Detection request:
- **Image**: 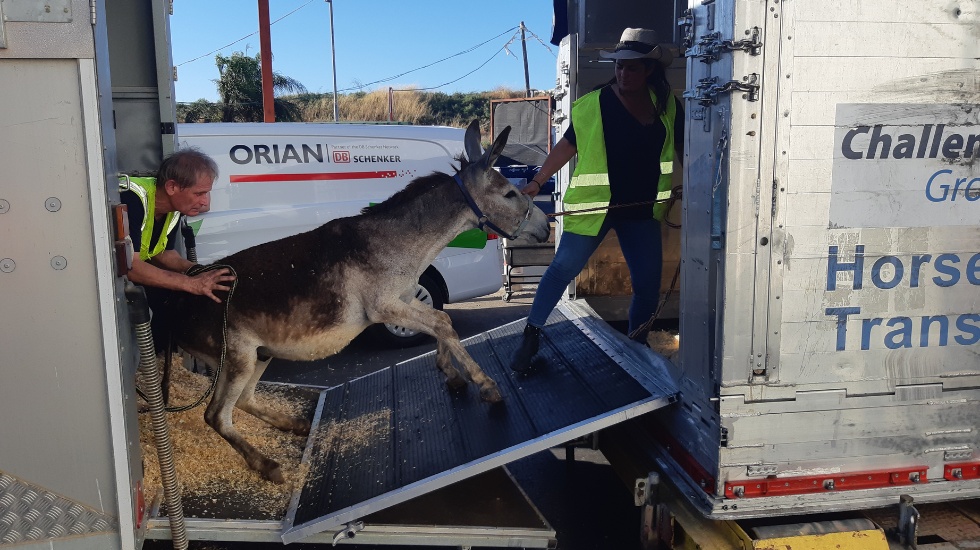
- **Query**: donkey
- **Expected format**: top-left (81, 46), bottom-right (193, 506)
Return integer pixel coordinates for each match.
top-left (168, 120), bottom-right (551, 482)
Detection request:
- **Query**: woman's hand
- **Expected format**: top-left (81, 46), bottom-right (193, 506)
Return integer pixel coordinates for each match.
top-left (524, 178), bottom-right (544, 197)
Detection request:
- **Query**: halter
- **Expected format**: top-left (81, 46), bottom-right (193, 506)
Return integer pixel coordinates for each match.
top-left (453, 174), bottom-right (533, 240)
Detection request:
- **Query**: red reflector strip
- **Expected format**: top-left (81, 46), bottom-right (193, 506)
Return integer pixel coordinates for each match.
top-left (944, 462), bottom-right (980, 481)
top-left (487, 233), bottom-right (499, 240)
top-left (725, 466), bottom-right (927, 499)
top-left (230, 171), bottom-right (398, 183)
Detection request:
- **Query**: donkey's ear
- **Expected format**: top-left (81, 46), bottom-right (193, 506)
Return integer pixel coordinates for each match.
top-left (463, 119), bottom-right (483, 162)
top-left (483, 125), bottom-right (511, 170)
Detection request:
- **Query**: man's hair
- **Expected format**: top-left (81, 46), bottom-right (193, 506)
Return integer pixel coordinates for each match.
top-left (156, 148), bottom-right (219, 189)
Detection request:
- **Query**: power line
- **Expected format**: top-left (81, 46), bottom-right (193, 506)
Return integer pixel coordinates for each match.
top-left (176, 0), bottom-right (316, 67)
top-left (337, 27), bottom-right (518, 93)
top-left (393, 30), bottom-right (521, 92)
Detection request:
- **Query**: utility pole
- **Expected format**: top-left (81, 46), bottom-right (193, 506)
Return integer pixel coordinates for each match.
top-left (327, 0), bottom-right (339, 121)
top-left (520, 21), bottom-right (531, 97)
top-left (258, 0), bottom-right (275, 122)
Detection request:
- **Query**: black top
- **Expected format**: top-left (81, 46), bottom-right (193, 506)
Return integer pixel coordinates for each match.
top-left (121, 189), bottom-right (178, 256)
top-left (565, 86), bottom-right (684, 220)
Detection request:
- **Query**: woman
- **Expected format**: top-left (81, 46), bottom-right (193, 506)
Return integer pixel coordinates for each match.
top-left (511, 27), bottom-right (683, 373)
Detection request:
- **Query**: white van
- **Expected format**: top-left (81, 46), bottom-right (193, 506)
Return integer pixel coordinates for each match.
top-left (177, 122), bottom-right (504, 346)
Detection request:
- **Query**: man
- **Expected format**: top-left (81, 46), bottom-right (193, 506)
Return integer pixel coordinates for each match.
top-left (121, 148), bottom-right (236, 350)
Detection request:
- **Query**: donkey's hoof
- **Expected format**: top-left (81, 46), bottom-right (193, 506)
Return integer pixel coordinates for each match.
top-left (292, 419), bottom-right (311, 437)
top-left (261, 461), bottom-right (285, 484)
top-left (480, 384), bottom-right (503, 403)
top-left (446, 374), bottom-right (467, 391)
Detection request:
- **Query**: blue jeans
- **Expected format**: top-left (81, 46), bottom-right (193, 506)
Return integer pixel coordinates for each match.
top-left (527, 217), bottom-right (662, 338)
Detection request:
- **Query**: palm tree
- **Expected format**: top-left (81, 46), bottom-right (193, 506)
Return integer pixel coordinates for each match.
top-left (214, 51), bottom-right (307, 122)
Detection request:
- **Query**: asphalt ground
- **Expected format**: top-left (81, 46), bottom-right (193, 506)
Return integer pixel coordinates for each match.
top-left (146, 288), bottom-right (642, 550)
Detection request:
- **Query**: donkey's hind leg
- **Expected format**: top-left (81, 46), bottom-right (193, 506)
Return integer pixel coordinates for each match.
top-left (436, 339), bottom-right (467, 391)
top-left (235, 353), bottom-right (311, 436)
top-left (204, 345), bottom-right (285, 483)
top-left (374, 300), bottom-right (501, 403)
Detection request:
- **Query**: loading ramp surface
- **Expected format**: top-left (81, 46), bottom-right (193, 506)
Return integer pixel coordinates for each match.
top-left (281, 301), bottom-right (678, 543)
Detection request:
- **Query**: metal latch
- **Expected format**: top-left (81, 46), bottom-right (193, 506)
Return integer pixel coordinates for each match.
top-left (684, 74), bottom-right (760, 106)
top-left (687, 28), bottom-right (763, 64)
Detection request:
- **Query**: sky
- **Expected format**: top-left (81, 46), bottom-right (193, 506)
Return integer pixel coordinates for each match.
top-left (170, 0), bottom-right (560, 104)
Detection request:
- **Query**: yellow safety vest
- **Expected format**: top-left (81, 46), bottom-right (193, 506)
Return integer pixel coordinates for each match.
top-left (120, 177), bottom-right (180, 261)
top-left (564, 87), bottom-right (676, 236)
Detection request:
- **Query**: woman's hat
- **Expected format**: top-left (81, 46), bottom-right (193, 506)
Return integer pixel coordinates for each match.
top-left (599, 28), bottom-right (674, 66)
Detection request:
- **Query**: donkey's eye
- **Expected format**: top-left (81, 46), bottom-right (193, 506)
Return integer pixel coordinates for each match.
top-left (504, 190), bottom-right (518, 199)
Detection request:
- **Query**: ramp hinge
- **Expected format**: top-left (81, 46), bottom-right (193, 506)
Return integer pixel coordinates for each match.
top-left (634, 472), bottom-right (660, 506)
top-left (90, 0), bottom-right (97, 25)
top-left (332, 521), bottom-right (364, 545)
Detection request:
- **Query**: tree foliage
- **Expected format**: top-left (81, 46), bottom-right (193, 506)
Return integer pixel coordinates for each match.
top-left (177, 51), bottom-right (306, 123)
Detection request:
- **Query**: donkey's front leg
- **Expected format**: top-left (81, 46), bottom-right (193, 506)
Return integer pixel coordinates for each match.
top-left (374, 300), bottom-right (501, 403)
top-left (203, 346), bottom-right (286, 483)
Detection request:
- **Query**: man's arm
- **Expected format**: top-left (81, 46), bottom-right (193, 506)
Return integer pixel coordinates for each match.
top-left (150, 249), bottom-right (195, 274)
top-left (128, 251), bottom-right (235, 303)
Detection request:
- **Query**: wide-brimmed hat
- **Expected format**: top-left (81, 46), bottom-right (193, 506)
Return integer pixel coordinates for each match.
top-left (599, 28), bottom-right (673, 66)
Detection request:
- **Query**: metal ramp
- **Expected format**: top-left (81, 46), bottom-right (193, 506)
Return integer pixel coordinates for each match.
top-left (281, 300), bottom-right (678, 543)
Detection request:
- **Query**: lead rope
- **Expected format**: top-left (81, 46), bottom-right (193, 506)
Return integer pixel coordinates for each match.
top-left (540, 183), bottom-right (684, 341)
top-left (136, 263), bottom-right (237, 413)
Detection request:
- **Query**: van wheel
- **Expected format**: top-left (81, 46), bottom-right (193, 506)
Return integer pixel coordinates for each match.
top-left (368, 273), bottom-right (445, 348)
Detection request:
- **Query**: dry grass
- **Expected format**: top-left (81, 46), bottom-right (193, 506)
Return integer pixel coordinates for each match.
top-left (302, 88), bottom-right (430, 123)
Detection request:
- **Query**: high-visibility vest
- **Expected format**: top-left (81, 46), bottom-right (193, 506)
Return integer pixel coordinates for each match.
top-left (120, 177), bottom-right (180, 261)
top-left (563, 87), bottom-right (676, 236)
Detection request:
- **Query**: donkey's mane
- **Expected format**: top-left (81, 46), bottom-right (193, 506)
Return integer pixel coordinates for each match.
top-left (361, 154), bottom-right (472, 216)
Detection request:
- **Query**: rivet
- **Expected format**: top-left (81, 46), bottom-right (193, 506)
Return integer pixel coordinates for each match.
top-left (45, 197), bottom-right (62, 212)
top-left (0, 200), bottom-right (9, 214)
top-left (0, 259), bottom-right (14, 273)
top-left (51, 256), bottom-right (67, 270)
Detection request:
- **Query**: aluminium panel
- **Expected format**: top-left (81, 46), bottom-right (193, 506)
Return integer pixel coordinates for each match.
top-left (281, 303), bottom-right (677, 543)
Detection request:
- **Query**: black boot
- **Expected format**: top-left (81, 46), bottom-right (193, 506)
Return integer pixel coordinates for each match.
top-left (510, 324), bottom-right (541, 374)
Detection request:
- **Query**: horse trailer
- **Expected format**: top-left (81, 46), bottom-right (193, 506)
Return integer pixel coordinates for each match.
top-left (548, 0), bottom-right (980, 544)
top-left (3, 0), bottom-right (980, 548)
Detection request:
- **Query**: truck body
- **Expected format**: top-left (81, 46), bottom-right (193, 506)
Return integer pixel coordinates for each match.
top-left (552, 0), bottom-right (980, 525)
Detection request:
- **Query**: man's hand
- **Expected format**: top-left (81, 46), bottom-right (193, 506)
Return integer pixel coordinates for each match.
top-left (185, 268), bottom-right (236, 303)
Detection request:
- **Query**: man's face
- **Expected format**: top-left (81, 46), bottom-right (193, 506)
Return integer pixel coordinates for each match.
top-left (166, 172), bottom-right (214, 216)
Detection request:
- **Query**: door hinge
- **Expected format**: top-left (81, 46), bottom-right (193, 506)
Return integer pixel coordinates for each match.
top-left (771, 178), bottom-right (779, 219)
top-left (678, 9), bottom-right (695, 49)
top-left (90, 0), bottom-right (97, 25)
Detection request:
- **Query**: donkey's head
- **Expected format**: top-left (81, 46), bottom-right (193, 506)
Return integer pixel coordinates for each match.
top-left (455, 120), bottom-right (551, 243)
